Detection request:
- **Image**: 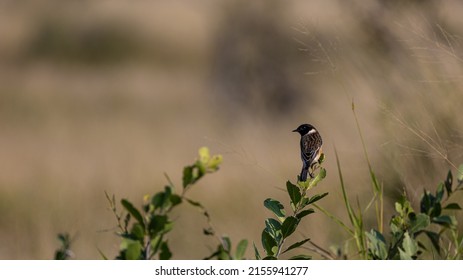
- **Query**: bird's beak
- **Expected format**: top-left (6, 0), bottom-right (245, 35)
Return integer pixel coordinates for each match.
top-left (292, 129), bottom-right (298, 132)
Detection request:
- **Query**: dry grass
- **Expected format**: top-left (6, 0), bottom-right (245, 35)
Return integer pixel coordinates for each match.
top-left (0, 0), bottom-right (462, 259)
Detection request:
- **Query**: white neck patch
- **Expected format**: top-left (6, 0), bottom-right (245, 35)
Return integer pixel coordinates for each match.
top-left (307, 128), bottom-right (317, 134)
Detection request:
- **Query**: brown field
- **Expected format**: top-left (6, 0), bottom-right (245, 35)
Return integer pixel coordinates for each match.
top-left (1, 0), bottom-right (462, 259)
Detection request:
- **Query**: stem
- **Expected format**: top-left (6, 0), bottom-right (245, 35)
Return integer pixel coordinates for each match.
top-left (354, 197), bottom-right (367, 259)
top-left (276, 238), bottom-right (286, 258)
top-left (145, 237), bottom-right (151, 260)
top-left (334, 147), bottom-right (356, 229)
top-left (352, 101), bottom-right (383, 233)
top-left (304, 240), bottom-right (336, 260)
top-left (313, 203), bottom-right (354, 235)
top-left (104, 191), bottom-right (125, 233)
top-left (388, 231), bottom-right (406, 259)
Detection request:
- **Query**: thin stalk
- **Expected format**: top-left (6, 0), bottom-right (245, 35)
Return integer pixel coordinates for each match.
top-left (303, 240), bottom-right (336, 260)
top-left (354, 197), bottom-right (367, 259)
top-left (313, 203), bottom-right (353, 235)
top-left (352, 101), bottom-right (384, 233)
top-left (334, 146), bottom-right (367, 258)
top-left (334, 147), bottom-right (356, 227)
top-left (276, 239), bottom-right (286, 259)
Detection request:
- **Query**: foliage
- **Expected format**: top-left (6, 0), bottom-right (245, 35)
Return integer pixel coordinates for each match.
top-left (54, 233), bottom-right (73, 260)
top-left (204, 237), bottom-right (249, 260)
top-left (315, 101), bottom-right (463, 260)
top-left (366, 166), bottom-right (463, 260)
top-left (108, 147), bottom-right (227, 260)
top-left (107, 146), bottom-right (328, 260)
top-left (255, 156), bottom-right (327, 260)
top-left (53, 144), bottom-right (463, 260)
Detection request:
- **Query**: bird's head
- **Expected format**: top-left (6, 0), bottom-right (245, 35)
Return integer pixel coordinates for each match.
top-left (292, 123), bottom-right (315, 136)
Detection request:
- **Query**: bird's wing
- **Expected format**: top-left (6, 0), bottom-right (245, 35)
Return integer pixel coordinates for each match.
top-left (301, 132), bottom-right (323, 165)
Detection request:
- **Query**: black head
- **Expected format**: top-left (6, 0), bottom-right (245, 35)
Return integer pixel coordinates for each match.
top-left (292, 123), bottom-right (315, 136)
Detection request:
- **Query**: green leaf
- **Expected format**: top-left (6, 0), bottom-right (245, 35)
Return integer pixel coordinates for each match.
top-left (431, 202), bottom-right (442, 218)
top-left (409, 213), bottom-right (430, 235)
top-left (150, 235), bottom-right (162, 256)
top-left (444, 203), bottom-right (462, 210)
top-left (445, 170), bottom-right (453, 195)
top-left (282, 238), bottom-right (311, 254)
top-left (208, 155), bottom-right (223, 171)
top-left (265, 218), bottom-right (282, 243)
top-left (420, 191), bottom-right (434, 215)
top-left (160, 241), bottom-right (172, 260)
top-left (308, 192), bottom-right (329, 205)
top-left (151, 186), bottom-right (174, 211)
top-left (197, 147), bottom-right (210, 174)
top-left (289, 254), bottom-right (312, 260)
top-left (424, 230), bottom-right (441, 254)
top-left (253, 242), bottom-right (261, 260)
top-left (131, 223), bottom-right (145, 241)
top-left (299, 197), bottom-right (310, 208)
top-left (281, 216), bottom-right (299, 238)
top-left (457, 164), bottom-right (463, 183)
top-left (366, 229), bottom-right (387, 260)
top-left (297, 179), bottom-right (310, 189)
top-left (261, 230), bottom-right (278, 256)
top-left (436, 183), bottom-right (444, 202)
top-left (121, 199), bottom-right (145, 230)
top-left (399, 232), bottom-right (418, 260)
top-left (395, 196), bottom-right (412, 217)
top-left (308, 167), bottom-right (327, 189)
top-left (218, 245), bottom-right (231, 260)
top-left (198, 147), bottom-right (210, 164)
top-left (148, 215), bottom-right (173, 236)
top-left (235, 239), bottom-right (248, 260)
top-left (185, 198), bottom-right (209, 219)
top-left (170, 194), bottom-right (182, 208)
top-left (433, 215), bottom-right (457, 228)
top-left (264, 198), bottom-right (286, 221)
top-left (265, 218), bottom-right (282, 230)
top-left (286, 181), bottom-right (302, 207)
top-left (296, 208), bottom-right (315, 219)
top-left (121, 239), bottom-right (142, 260)
top-left (420, 190), bottom-right (442, 217)
top-left (185, 198), bottom-right (202, 208)
top-left (318, 152), bottom-right (325, 164)
top-left (222, 236), bottom-right (231, 252)
top-left (198, 146), bottom-right (223, 172)
top-left (182, 165), bottom-right (194, 188)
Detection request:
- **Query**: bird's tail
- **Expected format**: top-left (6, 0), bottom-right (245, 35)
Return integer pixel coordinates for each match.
top-left (300, 167), bottom-right (309, 182)
top-left (299, 166), bottom-right (315, 182)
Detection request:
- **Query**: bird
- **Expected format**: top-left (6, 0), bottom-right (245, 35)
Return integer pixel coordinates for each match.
top-left (292, 123), bottom-right (323, 181)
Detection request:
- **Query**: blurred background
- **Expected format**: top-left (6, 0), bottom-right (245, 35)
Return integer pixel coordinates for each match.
top-left (1, 0), bottom-right (462, 259)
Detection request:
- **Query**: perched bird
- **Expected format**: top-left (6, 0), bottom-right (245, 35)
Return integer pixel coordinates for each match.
top-left (293, 123), bottom-right (323, 181)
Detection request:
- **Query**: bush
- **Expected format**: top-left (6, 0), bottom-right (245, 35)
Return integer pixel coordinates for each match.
top-left (55, 146), bottom-right (463, 260)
